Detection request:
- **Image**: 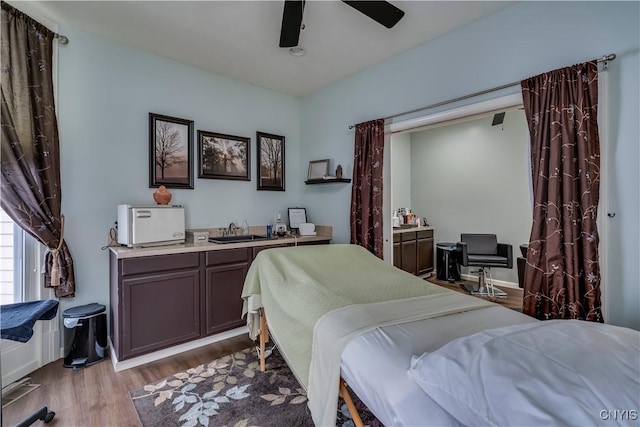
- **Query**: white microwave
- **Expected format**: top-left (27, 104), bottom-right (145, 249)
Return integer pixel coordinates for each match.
top-left (117, 204), bottom-right (185, 248)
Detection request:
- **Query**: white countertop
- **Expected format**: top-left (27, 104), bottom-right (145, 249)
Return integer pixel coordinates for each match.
top-left (109, 225), bottom-right (332, 259)
top-left (392, 225), bottom-right (435, 234)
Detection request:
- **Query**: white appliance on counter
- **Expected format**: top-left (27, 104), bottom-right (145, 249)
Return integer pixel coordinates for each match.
top-left (117, 204), bottom-right (185, 248)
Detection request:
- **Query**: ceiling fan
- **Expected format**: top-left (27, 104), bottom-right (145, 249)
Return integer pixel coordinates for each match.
top-left (279, 0), bottom-right (405, 48)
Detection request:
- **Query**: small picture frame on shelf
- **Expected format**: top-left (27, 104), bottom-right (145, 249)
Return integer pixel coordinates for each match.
top-left (307, 159), bottom-right (330, 181)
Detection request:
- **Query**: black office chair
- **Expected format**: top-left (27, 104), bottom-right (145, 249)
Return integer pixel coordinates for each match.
top-left (457, 234), bottom-right (513, 298)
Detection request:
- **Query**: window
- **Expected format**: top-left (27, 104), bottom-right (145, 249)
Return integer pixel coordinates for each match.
top-left (1, 208), bottom-right (54, 386)
top-left (0, 208), bottom-right (41, 304)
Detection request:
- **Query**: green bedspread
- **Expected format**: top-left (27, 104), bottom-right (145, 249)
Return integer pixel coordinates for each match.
top-left (241, 244), bottom-right (449, 390)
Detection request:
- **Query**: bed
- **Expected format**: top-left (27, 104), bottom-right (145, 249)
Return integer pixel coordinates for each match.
top-left (241, 244), bottom-right (640, 427)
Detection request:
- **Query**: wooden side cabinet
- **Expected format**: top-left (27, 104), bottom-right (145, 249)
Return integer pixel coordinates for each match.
top-left (393, 234), bottom-right (402, 269)
top-left (110, 252), bottom-right (201, 360)
top-left (204, 248), bottom-right (250, 335)
top-left (393, 229), bottom-right (434, 276)
top-left (401, 233), bottom-right (418, 275)
top-left (417, 230), bottom-right (435, 275)
top-left (109, 239), bottom-right (333, 361)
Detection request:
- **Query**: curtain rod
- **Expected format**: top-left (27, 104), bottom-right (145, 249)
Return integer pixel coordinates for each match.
top-left (1, 2), bottom-right (69, 44)
top-left (348, 53), bottom-right (616, 129)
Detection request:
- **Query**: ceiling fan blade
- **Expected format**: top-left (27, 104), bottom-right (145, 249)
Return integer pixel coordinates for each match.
top-left (280, 0), bottom-right (305, 48)
top-left (342, 1), bottom-right (405, 29)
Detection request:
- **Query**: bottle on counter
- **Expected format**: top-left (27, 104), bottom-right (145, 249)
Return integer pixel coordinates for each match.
top-left (392, 211), bottom-right (400, 228)
top-left (241, 220), bottom-right (249, 236)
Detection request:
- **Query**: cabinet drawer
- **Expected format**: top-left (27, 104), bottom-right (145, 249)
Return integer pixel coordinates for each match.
top-left (417, 230), bottom-right (434, 239)
top-left (121, 253), bottom-right (200, 276)
top-left (295, 239), bottom-right (331, 246)
top-left (401, 231), bottom-right (417, 242)
top-left (206, 248), bottom-right (250, 266)
top-left (393, 234), bottom-right (401, 243)
top-left (252, 244), bottom-right (286, 260)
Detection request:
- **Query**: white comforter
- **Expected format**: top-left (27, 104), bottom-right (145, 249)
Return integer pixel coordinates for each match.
top-left (409, 320), bottom-right (640, 426)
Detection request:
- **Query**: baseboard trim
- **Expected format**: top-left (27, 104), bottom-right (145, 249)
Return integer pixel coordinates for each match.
top-left (109, 326), bottom-right (248, 372)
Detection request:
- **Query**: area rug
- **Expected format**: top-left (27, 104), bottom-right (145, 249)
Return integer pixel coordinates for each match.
top-left (129, 346), bottom-right (382, 427)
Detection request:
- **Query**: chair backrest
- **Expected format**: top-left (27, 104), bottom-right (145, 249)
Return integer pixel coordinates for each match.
top-left (461, 234), bottom-right (498, 255)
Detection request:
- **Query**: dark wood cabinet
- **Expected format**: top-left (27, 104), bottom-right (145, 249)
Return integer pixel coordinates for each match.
top-left (296, 239), bottom-right (331, 246)
top-left (417, 230), bottom-right (435, 275)
top-left (204, 248), bottom-right (250, 335)
top-left (111, 253), bottom-right (201, 360)
top-left (251, 239), bottom-right (331, 263)
top-left (393, 234), bottom-right (401, 269)
top-left (110, 238), bottom-right (332, 361)
top-left (401, 235), bottom-right (418, 275)
top-left (251, 242), bottom-right (289, 262)
top-left (393, 229), bottom-right (434, 276)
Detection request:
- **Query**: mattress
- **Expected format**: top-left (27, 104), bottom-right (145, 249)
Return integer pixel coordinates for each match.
top-left (340, 304), bottom-right (537, 426)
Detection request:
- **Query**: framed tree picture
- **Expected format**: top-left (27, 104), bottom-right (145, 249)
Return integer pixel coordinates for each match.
top-left (257, 132), bottom-right (285, 191)
top-left (198, 131), bottom-right (250, 181)
top-left (149, 113), bottom-right (194, 189)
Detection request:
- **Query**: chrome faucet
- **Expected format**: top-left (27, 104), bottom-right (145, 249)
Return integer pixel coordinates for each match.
top-left (227, 222), bottom-right (237, 236)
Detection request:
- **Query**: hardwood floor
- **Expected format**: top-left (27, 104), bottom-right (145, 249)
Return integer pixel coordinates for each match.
top-left (426, 276), bottom-right (524, 311)
top-left (1, 335), bottom-right (253, 427)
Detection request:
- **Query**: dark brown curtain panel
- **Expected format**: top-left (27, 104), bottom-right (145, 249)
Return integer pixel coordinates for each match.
top-left (521, 61), bottom-right (602, 321)
top-left (350, 118), bottom-right (385, 258)
top-left (1, 2), bottom-right (75, 297)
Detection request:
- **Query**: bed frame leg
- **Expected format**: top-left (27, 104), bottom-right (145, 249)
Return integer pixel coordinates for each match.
top-left (259, 308), bottom-right (269, 372)
top-left (339, 378), bottom-right (364, 427)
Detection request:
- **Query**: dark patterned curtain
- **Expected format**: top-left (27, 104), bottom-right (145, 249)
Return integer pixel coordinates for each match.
top-left (1, 2), bottom-right (75, 297)
top-left (521, 61), bottom-right (601, 321)
top-left (350, 119), bottom-right (384, 258)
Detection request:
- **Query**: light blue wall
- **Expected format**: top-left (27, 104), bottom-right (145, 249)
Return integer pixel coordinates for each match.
top-left (390, 132), bottom-right (411, 211)
top-left (300, 1), bottom-right (639, 329)
top-left (57, 27), bottom-right (301, 315)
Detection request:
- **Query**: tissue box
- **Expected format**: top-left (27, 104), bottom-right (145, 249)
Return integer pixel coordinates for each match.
top-left (186, 230), bottom-right (209, 243)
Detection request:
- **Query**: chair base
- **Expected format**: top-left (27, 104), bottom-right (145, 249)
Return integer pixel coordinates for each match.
top-left (472, 284), bottom-right (508, 298)
top-left (16, 406), bottom-right (55, 427)
top-left (471, 267), bottom-right (507, 299)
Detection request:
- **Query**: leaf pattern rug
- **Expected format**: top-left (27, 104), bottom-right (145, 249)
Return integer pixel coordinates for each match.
top-left (129, 346), bottom-right (383, 427)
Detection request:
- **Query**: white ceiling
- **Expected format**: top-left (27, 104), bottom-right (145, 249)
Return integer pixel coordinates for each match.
top-left (21, 1), bottom-right (514, 97)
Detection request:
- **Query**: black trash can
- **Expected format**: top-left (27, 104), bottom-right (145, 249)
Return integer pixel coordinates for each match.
top-left (436, 243), bottom-right (461, 282)
top-left (63, 303), bottom-right (107, 369)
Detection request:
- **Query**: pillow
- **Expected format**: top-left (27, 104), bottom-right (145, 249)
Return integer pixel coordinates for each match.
top-left (408, 320), bottom-right (640, 427)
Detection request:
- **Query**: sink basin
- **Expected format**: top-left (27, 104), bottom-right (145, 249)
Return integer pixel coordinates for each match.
top-left (209, 235), bottom-right (270, 244)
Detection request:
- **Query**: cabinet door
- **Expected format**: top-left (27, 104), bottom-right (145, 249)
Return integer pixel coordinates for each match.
top-left (252, 244), bottom-right (288, 264)
top-left (122, 269), bottom-right (201, 359)
top-left (295, 239), bottom-right (331, 246)
top-left (205, 263), bottom-right (248, 335)
top-left (393, 243), bottom-right (402, 269)
top-left (401, 240), bottom-right (417, 275)
top-left (417, 237), bottom-right (435, 275)
top-left (393, 234), bottom-right (401, 268)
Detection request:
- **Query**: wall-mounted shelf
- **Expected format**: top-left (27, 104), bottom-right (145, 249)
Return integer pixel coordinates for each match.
top-left (305, 178), bottom-right (352, 185)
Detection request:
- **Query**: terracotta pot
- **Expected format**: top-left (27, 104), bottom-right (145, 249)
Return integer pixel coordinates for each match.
top-left (153, 185), bottom-right (172, 205)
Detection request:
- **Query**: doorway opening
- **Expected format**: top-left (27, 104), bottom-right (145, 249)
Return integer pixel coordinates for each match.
top-left (385, 93), bottom-right (528, 289)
